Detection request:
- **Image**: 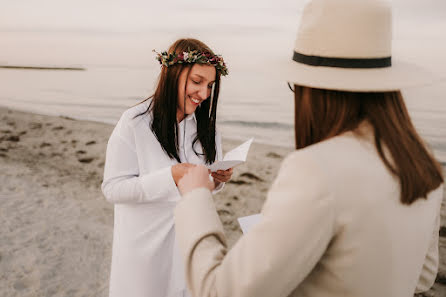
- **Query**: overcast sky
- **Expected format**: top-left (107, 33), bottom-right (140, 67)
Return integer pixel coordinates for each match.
top-left (0, 0), bottom-right (445, 33)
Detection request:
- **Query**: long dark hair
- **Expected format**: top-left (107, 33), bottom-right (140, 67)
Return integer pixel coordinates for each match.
top-left (138, 38), bottom-right (221, 164)
top-left (294, 85), bottom-right (444, 205)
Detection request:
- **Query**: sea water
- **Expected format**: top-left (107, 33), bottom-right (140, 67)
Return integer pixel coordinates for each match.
top-left (0, 9), bottom-right (445, 162)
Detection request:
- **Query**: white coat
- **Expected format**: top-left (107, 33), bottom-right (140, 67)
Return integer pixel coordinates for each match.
top-left (102, 99), bottom-right (223, 297)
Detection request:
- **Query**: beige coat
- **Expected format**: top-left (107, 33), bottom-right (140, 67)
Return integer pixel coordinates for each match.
top-left (174, 125), bottom-right (442, 297)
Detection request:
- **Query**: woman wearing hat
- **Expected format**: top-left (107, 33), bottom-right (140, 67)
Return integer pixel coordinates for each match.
top-left (101, 38), bottom-right (232, 297)
top-left (173, 0), bottom-right (444, 296)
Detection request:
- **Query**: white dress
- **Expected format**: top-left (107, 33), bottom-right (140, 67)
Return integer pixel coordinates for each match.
top-left (102, 100), bottom-right (224, 297)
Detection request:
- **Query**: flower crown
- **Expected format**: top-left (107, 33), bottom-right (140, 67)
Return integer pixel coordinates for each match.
top-left (153, 49), bottom-right (228, 76)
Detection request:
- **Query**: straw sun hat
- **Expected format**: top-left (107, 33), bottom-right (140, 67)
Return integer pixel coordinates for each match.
top-left (287, 0), bottom-right (438, 92)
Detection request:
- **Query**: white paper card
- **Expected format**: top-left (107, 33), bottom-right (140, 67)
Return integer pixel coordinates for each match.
top-left (208, 138), bottom-right (254, 172)
top-left (237, 213), bottom-right (262, 234)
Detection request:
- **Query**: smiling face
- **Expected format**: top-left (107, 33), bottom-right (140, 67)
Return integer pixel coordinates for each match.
top-left (177, 64), bottom-right (216, 122)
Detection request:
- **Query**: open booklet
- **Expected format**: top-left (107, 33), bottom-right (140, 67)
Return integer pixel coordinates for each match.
top-left (237, 213), bottom-right (262, 234)
top-left (207, 138), bottom-right (254, 172)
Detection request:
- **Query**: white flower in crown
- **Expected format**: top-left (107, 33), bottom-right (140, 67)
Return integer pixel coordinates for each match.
top-left (183, 52), bottom-right (189, 60)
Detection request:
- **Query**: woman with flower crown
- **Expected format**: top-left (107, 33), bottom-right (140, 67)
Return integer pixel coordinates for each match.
top-left (101, 38), bottom-right (232, 297)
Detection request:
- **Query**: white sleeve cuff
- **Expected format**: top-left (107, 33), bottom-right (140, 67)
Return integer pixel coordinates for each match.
top-left (140, 166), bottom-right (181, 202)
top-left (212, 181), bottom-right (225, 194)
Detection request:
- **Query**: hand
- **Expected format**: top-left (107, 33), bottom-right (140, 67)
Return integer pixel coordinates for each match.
top-left (210, 168), bottom-right (233, 183)
top-left (171, 163), bottom-right (196, 186)
top-left (178, 165), bottom-right (215, 196)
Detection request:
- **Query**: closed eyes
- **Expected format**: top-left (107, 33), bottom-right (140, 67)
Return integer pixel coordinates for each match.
top-left (192, 79), bottom-right (214, 89)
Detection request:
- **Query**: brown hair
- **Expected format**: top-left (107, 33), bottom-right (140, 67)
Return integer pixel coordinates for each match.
top-left (294, 85), bottom-right (443, 205)
top-left (137, 38), bottom-right (221, 164)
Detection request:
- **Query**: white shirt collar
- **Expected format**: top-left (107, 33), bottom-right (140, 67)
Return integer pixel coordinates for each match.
top-left (180, 112), bottom-right (197, 124)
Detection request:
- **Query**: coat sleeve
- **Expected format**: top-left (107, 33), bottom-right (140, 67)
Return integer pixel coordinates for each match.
top-left (101, 117), bottom-right (179, 204)
top-left (414, 207), bottom-right (440, 293)
top-left (174, 152), bottom-right (335, 297)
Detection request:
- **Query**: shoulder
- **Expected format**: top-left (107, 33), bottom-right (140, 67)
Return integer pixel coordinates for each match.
top-left (278, 130), bottom-right (377, 190)
top-left (263, 132), bottom-right (370, 216)
top-left (110, 99), bottom-right (152, 142)
top-left (283, 132), bottom-right (362, 167)
top-left (119, 99), bottom-right (152, 127)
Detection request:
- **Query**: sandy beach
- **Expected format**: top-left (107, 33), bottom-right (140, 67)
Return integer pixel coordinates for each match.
top-left (1, 107), bottom-right (445, 297)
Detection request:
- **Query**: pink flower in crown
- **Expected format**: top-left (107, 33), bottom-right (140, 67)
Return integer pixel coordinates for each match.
top-left (177, 52), bottom-right (184, 60)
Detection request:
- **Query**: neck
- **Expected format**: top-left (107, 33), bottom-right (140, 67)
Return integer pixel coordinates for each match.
top-left (177, 109), bottom-right (186, 123)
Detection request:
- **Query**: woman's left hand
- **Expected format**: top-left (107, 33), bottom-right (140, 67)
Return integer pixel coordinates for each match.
top-left (211, 168), bottom-right (233, 183)
top-left (178, 165), bottom-right (215, 196)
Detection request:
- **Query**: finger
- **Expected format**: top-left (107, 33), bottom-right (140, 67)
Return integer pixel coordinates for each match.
top-left (213, 172), bottom-right (230, 178)
top-left (211, 172), bottom-right (225, 178)
top-left (212, 174), bottom-right (227, 183)
top-left (212, 176), bottom-right (224, 183)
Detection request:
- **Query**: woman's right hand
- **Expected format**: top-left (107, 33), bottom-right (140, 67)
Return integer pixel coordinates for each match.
top-left (178, 165), bottom-right (215, 196)
top-left (172, 163), bottom-right (196, 186)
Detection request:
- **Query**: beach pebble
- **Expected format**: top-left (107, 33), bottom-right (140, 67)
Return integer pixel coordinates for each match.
top-left (440, 227), bottom-right (446, 237)
top-left (52, 126), bottom-right (64, 131)
top-left (40, 142), bottom-right (52, 148)
top-left (267, 152), bottom-right (282, 159)
top-left (228, 179), bottom-right (251, 185)
top-left (6, 135), bottom-right (20, 142)
top-left (217, 209), bottom-right (231, 216)
top-left (78, 157), bottom-right (95, 163)
top-left (240, 172), bottom-right (264, 182)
